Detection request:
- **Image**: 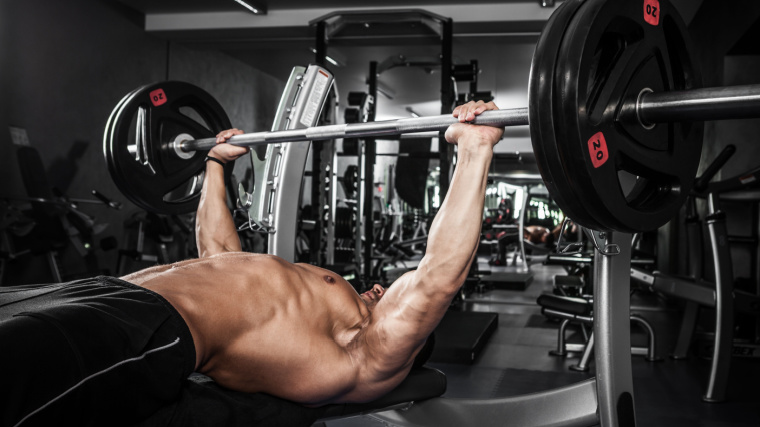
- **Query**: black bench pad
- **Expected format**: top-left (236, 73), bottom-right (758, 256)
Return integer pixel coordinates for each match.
top-left (319, 367), bottom-right (446, 420)
top-left (132, 367), bottom-right (446, 427)
top-left (536, 294), bottom-right (591, 316)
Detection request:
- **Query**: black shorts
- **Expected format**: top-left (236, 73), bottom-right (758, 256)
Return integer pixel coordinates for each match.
top-left (0, 276), bottom-right (196, 427)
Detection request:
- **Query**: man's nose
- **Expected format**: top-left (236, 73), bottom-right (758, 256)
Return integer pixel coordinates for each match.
top-left (372, 284), bottom-right (384, 296)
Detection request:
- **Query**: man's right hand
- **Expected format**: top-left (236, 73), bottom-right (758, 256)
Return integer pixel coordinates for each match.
top-left (209, 128), bottom-right (249, 163)
top-left (445, 101), bottom-right (504, 149)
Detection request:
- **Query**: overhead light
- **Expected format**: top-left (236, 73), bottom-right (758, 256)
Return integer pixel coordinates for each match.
top-left (406, 107), bottom-right (420, 118)
top-left (539, 0), bottom-right (555, 7)
top-left (309, 48), bottom-right (345, 67)
top-left (233, 0), bottom-right (267, 15)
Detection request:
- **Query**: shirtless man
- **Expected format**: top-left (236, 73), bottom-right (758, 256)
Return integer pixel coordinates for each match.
top-left (0, 101), bottom-right (503, 427)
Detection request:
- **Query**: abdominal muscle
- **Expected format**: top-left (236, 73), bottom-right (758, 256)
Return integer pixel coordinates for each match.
top-left (122, 252), bottom-right (365, 404)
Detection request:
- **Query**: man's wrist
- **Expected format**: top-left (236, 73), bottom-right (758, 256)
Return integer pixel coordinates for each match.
top-left (456, 137), bottom-right (494, 156)
top-left (205, 156), bottom-right (226, 167)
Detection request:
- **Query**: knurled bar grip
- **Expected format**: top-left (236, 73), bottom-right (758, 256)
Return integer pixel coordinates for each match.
top-left (180, 108), bottom-right (530, 152)
top-left (179, 83), bottom-right (760, 153)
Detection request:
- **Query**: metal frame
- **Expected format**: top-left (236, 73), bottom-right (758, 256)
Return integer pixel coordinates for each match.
top-left (703, 194), bottom-right (734, 402)
top-left (243, 65), bottom-right (335, 262)
top-left (543, 308), bottom-right (657, 368)
top-left (629, 194), bottom-right (735, 402)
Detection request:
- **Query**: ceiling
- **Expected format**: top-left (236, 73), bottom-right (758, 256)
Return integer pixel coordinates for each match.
top-left (113, 0), bottom-right (558, 45)
top-left (116, 0), bottom-right (545, 14)
top-left (110, 0), bottom-right (560, 112)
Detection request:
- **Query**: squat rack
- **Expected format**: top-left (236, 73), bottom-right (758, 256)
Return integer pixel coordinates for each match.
top-left (311, 10), bottom-right (454, 286)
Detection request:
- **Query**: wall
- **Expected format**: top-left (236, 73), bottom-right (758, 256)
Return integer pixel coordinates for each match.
top-left (666, 0), bottom-right (760, 276)
top-left (718, 55), bottom-right (760, 178)
top-left (719, 55), bottom-right (760, 284)
top-left (0, 0), bottom-right (284, 284)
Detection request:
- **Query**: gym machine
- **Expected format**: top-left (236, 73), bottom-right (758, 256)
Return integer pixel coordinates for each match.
top-left (538, 232), bottom-right (660, 373)
top-left (630, 146), bottom-right (760, 402)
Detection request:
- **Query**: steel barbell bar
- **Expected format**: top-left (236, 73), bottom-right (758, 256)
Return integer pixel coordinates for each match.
top-left (178, 108), bottom-right (529, 153)
top-left (176, 83), bottom-right (760, 154)
top-left (635, 84), bottom-right (760, 125)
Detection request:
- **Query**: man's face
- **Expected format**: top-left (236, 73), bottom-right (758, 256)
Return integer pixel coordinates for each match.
top-left (359, 284), bottom-right (386, 310)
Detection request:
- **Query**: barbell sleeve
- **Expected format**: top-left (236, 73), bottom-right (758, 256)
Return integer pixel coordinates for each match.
top-left (179, 107), bottom-right (530, 152)
top-left (637, 83), bottom-right (760, 125)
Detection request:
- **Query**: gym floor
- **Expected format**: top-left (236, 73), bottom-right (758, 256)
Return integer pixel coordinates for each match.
top-left (326, 262), bottom-right (760, 427)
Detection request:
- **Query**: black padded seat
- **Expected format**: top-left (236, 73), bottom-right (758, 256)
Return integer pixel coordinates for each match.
top-left (521, 239), bottom-right (553, 255)
top-left (537, 294), bottom-right (591, 317)
top-left (133, 367), bottom-right (446, 427)
top-left (317, 367), bottom-right (446, 421)
top-left (554, 275), bottom-right (583, 288)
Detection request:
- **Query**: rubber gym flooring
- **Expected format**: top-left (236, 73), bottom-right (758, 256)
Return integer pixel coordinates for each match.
top-left (325, 262), bottom-right (760, 427)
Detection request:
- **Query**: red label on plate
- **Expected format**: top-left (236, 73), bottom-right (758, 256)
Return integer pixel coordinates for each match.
top-left (643, 0), bottom-right (660, 26)
top-left (149, 88), bottom-right (167, 107)
top-left (587, 132), bottom-right (609, 168)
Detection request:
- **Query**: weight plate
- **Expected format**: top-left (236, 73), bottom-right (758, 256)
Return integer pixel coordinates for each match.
top-left (103, 85), bottom-right (147, 191)
top-left (529, 0), bottom-right (605, 231)
top-left (559, 0), bottom-right (703, 232)
top-left (533, 0), bottom-right (702, 233)
top-left (103, 81), bottom-right (232, 215)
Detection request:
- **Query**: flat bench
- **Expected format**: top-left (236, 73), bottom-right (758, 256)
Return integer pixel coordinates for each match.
top-left (133, 367), bottom-right (446, 427)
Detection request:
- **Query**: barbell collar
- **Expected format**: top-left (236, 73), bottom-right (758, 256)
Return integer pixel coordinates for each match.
top-left (637, 83), bottom-right (760, 125)
top-left (179, 107), bottom-right (530, 153)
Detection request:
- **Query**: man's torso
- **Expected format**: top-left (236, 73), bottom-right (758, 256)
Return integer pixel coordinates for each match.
top-left (122, 253), bottom-right (381, 405)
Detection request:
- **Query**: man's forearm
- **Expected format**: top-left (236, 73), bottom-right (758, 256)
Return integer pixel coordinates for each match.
top-left (195, 160), bottom-right (241, 257)
top-left (418, 139), bottom-right (492, 293)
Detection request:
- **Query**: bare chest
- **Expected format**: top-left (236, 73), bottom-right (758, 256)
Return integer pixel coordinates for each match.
top-left (207, 324), bottom-right (359, 404)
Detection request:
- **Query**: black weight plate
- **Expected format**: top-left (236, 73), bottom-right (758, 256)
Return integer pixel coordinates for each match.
top-left (104, 84), bottom-right (177, 213)
top-left (104, 81), bottom-right (232, 215)
top-left (529, 0), bottom-right (606, 230)
top-left (105, 82), bottom-right (214, 214)
top-left (555, 0), bottom-right (702, 232)
top-left (103, 85), bottom-right (147, 187)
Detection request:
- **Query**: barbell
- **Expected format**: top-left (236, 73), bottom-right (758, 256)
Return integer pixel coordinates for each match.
top-left (176, 85), bottom-right (760, 152)
top-left (103, 0), bottom-right (760, 232)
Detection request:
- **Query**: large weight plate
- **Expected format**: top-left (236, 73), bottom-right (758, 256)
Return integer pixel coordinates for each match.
top-left (104, 81), bottom-right (232, 215)
top-left (529, 0), bottom-right (604, 231)
top-left (530, 0), bottom-right (702, 233)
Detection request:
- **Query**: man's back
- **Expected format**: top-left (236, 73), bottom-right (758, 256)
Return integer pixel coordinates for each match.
top-left (123, 252), bottom-right (394, 405)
